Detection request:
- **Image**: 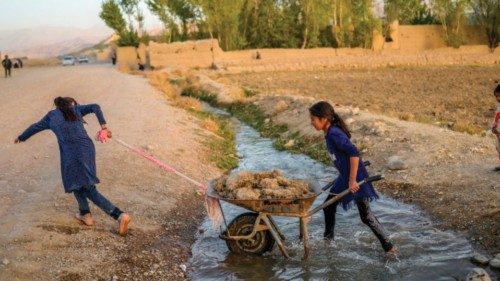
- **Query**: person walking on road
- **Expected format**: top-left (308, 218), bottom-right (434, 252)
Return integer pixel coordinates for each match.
top-left (14, 97), bottom-right (132, 236)
top-left (2, 55), bottom-right (12, 78)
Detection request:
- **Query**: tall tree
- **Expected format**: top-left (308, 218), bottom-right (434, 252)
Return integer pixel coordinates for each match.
top-left (193, 0), bottom-right (245, 50)
top-left (384, 0), bottom-right (437, 24)
top-left (470, 0), bottom-right (500, 51)
top-left (100, 0), bottom-right (140, 46)
top-left (100, 0), bottom-right (127, 35)
top-left (431, 0), bottom-right (471, 47)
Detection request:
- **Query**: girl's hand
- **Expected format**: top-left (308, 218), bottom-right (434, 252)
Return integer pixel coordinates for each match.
top-left (96, 128), bottom-right (111, 143)
top-left (349, 181), bottom-right (360, 193)
top-left (14, 138), bottom-right (20, 144)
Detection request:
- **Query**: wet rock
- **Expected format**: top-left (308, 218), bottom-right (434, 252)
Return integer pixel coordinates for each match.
top-left (274, 100), bottom-right (289, 113)
top-left (284, 139), bottom-right (295, 148)
top-left (471, 254), bottom-right (490, 265)
top-left (387, 156), bottom-right (408, 170)
top-left (345, 118), bottom-right (355, 126)
top-left (179, 264), bottom-right (187, 272)
top-left (464, 268), bottom-right (491, 281)
top-left (350, 107), bottom-right (360, 115)
top-left (489, 258), bottom-right (500, 269)
top-left (2, 258), bottom-right (9, 265)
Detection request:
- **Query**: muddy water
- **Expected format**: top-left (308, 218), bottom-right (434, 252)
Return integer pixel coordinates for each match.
top-left (189, 107), bottom-right (493, 280)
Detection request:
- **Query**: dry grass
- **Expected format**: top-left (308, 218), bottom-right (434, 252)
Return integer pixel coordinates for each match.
top-left (174, 96), bottom-right (202, 111)
top-left (201, 117), bottom-right (220, 133)
top-left (148, 71), bottom-right (179, 99)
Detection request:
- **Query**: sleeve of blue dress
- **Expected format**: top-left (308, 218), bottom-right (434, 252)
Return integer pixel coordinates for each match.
top-left (76, 104), bottom-right (107, 125)
top-left (330, 129), bottom-right (359, 157)
top-left (18, 114), bottom-right (50, 142)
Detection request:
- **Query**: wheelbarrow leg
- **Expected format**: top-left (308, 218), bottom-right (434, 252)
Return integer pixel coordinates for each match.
top-left (300, 217), bottom-right (310, 260)
top-left (262, 215), bottom-right (289, 259)
top-left (268, 215), bottom-right (286, 241)
top-left (299, 218), bottom-right (304, 240)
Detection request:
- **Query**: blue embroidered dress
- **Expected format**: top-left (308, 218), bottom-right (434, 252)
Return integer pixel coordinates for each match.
top-left (18, 104), bottom-right (106, 193)
top-left (325, 125), bottom-right (379, 210)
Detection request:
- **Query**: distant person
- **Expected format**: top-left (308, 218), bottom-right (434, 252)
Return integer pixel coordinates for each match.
top-left (309, 101), bottom-right (396, 254)
top-left (14, 97), bottom-right (132, 236)
top-left (493, 84), bottom-right (500, 171)
top-left (2, 55), bottom-right (12, 78)
top-left (111, 50), bottom-right (117, 65)
top-left (17, 58), bottom-right (23, 68)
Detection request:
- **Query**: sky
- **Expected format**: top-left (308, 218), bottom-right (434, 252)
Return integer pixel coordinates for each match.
top-left (0, 0), bottom-right (162, 31)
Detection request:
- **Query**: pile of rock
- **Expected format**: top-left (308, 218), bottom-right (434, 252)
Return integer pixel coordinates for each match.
top-left (213, 170), bottom-right (314, 200)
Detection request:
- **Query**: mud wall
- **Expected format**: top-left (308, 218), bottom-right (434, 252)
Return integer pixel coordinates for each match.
top-left (149, 39), bottom-right (223, 69)
top-left (145, 25), bottom-right (496, 71)
top-left (117, 46), bottom-right (138, 69)
top-left (390, 24), bottom-right (487, 53)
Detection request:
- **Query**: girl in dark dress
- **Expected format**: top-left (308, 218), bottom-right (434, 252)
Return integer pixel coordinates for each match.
top-left (15, 97), bottom-right (131, 236)
top-left (309, 101), bottom-right (396, 253)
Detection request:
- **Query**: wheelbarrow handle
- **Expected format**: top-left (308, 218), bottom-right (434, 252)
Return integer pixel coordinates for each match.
top-left (310, 174), bottom-right (384, 217)
top-left (320, 160), bottom-right (373, 192)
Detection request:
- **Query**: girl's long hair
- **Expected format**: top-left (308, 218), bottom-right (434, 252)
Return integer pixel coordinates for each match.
top-left (54, 96), bottom-right (78, 122)
top-left (309, 101), bottom-right (351, 138)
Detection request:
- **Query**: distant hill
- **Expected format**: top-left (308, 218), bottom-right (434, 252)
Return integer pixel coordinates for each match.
top-left (0, 26), bottom-right (112, 58)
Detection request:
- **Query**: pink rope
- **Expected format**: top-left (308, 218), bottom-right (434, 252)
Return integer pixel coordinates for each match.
top-left (112, 138), bottom-right (207, 193)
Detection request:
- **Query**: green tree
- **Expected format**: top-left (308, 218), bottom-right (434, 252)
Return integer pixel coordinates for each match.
top-left (146, 0), bottom-right (178, 42)
top-left (470, 0), bottom-right (500, 51)
top-left (192, 0), bottom-right (245, 50)
top-left (100, 0), bottom-right (127, 35)
top-left (330, 0), bottom-right (381, 48)
top-left (431, 0), bottom-right (471, 48)
top-left (384, 0), bottom-right (437, 24)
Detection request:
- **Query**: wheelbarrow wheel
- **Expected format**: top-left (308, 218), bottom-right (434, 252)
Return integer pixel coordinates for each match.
top-left (225, 212), bottom-right (275, 255)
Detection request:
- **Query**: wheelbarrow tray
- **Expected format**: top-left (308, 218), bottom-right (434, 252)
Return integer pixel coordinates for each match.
top-left (206, 180), bottom-right (322, 217)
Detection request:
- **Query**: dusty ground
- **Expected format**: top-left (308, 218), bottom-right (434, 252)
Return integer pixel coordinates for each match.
top-left (225, 65), bottom-right (500, 134)
top-left (0, 65), bottom-right (219, 280)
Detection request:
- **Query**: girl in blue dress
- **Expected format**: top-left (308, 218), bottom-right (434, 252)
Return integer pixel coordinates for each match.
top-left (15, 97), bottom-right (131, 236)
top-left (309, 101), bottom-right (395, 253)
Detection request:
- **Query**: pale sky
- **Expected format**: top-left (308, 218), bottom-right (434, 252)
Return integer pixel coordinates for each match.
top-left (0, 0), bottom-right (161, 31)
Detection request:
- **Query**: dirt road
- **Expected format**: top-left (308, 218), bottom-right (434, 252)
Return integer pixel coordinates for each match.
top-left (0, 65), bottom-right (219, 280)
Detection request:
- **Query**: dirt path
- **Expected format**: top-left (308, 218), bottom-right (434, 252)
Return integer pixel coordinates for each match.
top-left (0, 65), bottom-right (219, 280)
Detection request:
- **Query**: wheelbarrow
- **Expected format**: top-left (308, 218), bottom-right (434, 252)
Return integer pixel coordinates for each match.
top-left (206, 172), bottom-right (384, 260)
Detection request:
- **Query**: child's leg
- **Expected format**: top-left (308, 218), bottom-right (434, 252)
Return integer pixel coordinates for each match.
top-left (496, 138), bottom-right (500, 161)
top-left (81, 185), bottom-right (124, 220)
top-left (73, 188), bottom-right (91, 215)
top-left (356, 198), bottom-right (394, 252)
top-left (323, 195), bottom-right (339, 239)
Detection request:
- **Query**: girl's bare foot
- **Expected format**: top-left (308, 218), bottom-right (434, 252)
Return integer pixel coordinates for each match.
top-left (386, 246), bottom-right (398, 255)
top-left (75, 213), bottom-right (94, 226)
top-left (118, 213), bottom-right (131, 236)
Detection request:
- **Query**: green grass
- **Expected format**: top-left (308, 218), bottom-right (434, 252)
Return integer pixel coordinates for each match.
top-left (205, 116), bottom-right (238, 170)
top-left (182, 86), bottom-right (332, 166)
top-left (185, 107), bottom-right (238, 171)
